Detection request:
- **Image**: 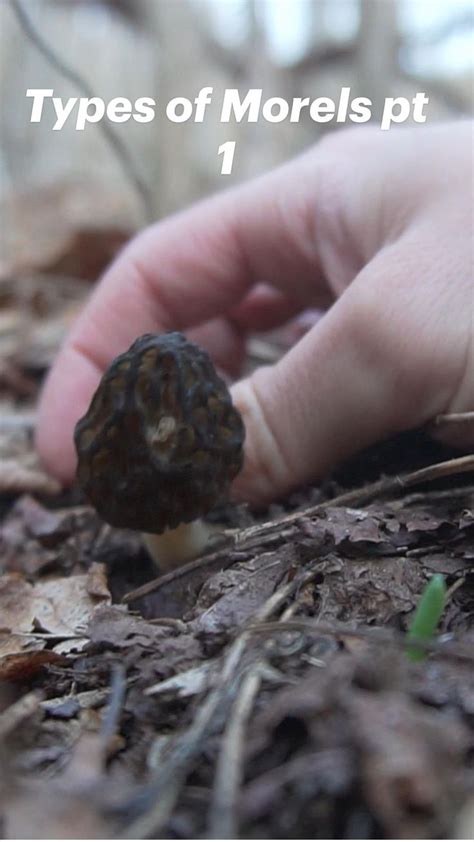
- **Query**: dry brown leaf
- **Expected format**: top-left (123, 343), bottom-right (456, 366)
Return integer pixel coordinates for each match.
top-left (0, 574), bottom-right (37, 633)
top-left (0, 565), bottom-right (110, 637)
top-left (0, 566), bottom-right (111, 674)
top-left (33, 564), bottom-right (111, 636)
top-left (0, 648), bottom-right (64, 681)
top-left (0, 630), bottom-right (49, 680)
top-left (0, 632), bottom-right (44, 657)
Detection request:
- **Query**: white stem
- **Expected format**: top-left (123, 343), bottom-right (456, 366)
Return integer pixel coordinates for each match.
top-left (142, 519), bottom-right (215, 571)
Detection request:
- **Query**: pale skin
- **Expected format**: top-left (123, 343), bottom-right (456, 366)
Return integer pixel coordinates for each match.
top-left (37, 122), bottom-right (474, 506)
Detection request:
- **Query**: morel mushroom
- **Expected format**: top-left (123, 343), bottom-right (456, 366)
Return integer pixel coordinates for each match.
top-left (74, 332), bottom-right (245, 570)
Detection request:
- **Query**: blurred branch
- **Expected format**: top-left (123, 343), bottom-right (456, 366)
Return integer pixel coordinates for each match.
top-left (193, 29), bottom-right (247, 79)
top-left (289, 41), bottom-right (356, 74)
top-left (357, 0), bottom-right (399, 110)
top-left (9, 0), bottom-right (154, 223)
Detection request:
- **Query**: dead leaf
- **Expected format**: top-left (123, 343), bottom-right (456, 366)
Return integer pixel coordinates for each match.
top-left (88, 605), bottom-right (203, 683)
top-left (87, 604), bottom-right (165, 649)
top-left (191, 550), bottom-right (292, 636)
top-left (0, 633), bottom-right (44, 656)
top-left (33, 564), bottom-right (111, 636)
top-left (0, 575), bottom-right (37, 633)
top-left (0, 567), bottom-right (111, 674)
top-left (0, 648), bottom-right (64, 681)
top-left (145, 661), bottom-right (215, 698)
top-left (0, 565), bottom-right (110, 637)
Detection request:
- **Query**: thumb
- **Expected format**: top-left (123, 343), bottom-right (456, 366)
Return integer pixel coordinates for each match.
top-left (230, 240), bottom-right (469, 506)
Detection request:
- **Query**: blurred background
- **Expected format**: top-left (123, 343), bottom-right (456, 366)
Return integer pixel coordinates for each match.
top-left (0, 0), bottom-right (472, 485)
top-left (1, 0), bottom-right (473, 231)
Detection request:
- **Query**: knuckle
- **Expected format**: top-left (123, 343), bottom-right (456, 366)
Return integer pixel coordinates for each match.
top-left (232, 376), bottom-right (294, 504)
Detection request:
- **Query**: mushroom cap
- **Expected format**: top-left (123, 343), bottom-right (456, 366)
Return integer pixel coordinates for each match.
top-left (74, 332), bottom-right (245, 532)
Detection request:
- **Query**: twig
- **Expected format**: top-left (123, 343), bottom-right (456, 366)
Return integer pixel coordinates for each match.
top-left (9, 0), bottom-right (154, 222)
top-left (444, 576), bottom-right (466, 602)
top-left (100, 662), bottom-right (126, 743)
top-left (208, 667), bottom-right (262, 839)
top-left (121, 633), bottom-right (250, 839)
top-left (386, 453), bottom-right (474, 485)
top-left (122, 566), bottom-right (320, 838)
top-left (123, 454), bottom-right (474, 604)
top-left (40, 682), bottom-right (134, 714)
top-left (121, 543), bottom-right (236, 603)
top-left (232, 453), bottom-right (474, 548)
top-left (390, 483), bottom-right (474, 509)
top-left (255, 567), bottom-right (322, 622)
top-left (146, 617), bottom-right (188, 632)
top-left (207, 567), bottom-right (343, 837)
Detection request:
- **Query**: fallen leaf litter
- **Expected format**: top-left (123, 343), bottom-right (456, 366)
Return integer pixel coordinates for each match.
top-left (0, 241), bottom-right (473, 838)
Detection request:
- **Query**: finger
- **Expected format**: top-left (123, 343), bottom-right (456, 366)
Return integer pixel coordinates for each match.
top-left (187, 317), bottom-right (245, 378)
top-left (230, 283), bottom-right (332, 332)
top-left (231, 230), bottom-right (471, 505)
top-left (37, 153), bottom-right (329, 483)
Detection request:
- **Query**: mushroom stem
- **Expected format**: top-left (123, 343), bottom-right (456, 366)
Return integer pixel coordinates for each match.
top-left (142, 519), bottom-right (216, 571)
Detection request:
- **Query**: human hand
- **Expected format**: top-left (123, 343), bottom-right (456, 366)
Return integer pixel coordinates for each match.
top-left (36, 121), bottom-right (474, 506)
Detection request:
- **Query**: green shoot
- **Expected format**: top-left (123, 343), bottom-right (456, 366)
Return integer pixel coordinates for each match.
top-left (406, 574), bottom-right (447, 662)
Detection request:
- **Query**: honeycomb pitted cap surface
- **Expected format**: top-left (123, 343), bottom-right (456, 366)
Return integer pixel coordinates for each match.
top-left (74, 332), bottom-right (245, 532)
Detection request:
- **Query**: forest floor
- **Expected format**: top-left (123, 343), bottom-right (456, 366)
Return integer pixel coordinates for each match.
top-left (0, 219), bottom-right (473, 839)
